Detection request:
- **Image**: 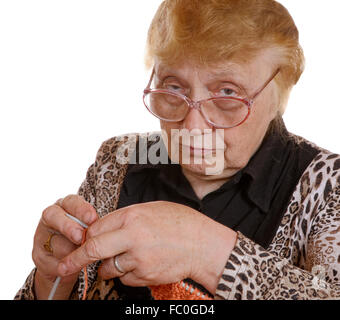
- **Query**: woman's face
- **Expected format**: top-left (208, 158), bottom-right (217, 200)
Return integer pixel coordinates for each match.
top-left (155, 51), bottom-right (280, 181)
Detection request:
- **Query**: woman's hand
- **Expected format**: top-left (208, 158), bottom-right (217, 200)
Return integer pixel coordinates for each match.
top-left (32, 195), bottom-right (98, 299)
top-left (57, 201), bottom-right (237, 294)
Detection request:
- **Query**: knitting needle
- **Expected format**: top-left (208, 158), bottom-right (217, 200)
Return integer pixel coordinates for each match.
top-left (48, 213), bottom-right (88, 300)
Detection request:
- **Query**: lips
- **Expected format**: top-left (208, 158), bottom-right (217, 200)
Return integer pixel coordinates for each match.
top-left (191, 148), bottom-right (214, 157)
top-left (180, 144), bottom-right (223, 151)
top-left (189, 146), bottom-right (213, 151)
top-left (180, 145), bottom-right (216, 156)
top-left (180, 144), bottom-right (213, 150)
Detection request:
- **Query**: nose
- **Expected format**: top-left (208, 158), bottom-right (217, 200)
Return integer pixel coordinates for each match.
top-left (181, 103), bottom-right (213, 132)
top-left (181, 86), bottom-right (213, 131)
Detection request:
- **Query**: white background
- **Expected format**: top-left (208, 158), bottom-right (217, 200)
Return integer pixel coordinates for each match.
top-left (0, 1), bottom-right (339, 300)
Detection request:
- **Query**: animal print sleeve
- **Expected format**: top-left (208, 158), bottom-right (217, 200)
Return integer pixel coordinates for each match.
top-left (215, 184), bottom-right (340, 300)
top-left (14, 269), bottom-right (37, 300)
top-left (77, 162), bottom-right (97, 206)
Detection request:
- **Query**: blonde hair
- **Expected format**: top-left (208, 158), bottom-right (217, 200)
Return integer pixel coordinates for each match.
top-left (145, 0), bottom-right (305, 114)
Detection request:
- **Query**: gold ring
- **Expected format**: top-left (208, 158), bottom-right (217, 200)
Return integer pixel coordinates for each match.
top-left (44, 233), bottom-right (57, 254)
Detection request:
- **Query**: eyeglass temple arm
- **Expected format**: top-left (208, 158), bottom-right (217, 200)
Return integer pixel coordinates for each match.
top-left (145, 67), bottom-right (156, 90)
top-left (251, 68), bottom-right (281, 101)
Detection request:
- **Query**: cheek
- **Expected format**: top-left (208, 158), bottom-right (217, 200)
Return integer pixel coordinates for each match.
top-left (160, 120), bottom-right (181, 134)
top-left (222, 128), bottom-right (253, 166)
top-left (254, 90), bottom-right (278, 123)
top-left (222, 103), bottom-right (272, 166)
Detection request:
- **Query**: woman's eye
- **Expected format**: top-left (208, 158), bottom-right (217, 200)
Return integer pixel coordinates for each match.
top-left (165, 84), bottom-right (182, 91)
top-left (218, 88), bottom-right (237, 97)
top-left (164, 84), bottom-right (186, 94)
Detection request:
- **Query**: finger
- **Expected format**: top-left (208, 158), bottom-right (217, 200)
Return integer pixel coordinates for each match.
top-left (34, 242), bottom-right (80, 284)
top-left (35, 224), bottom-right (78, 259)
top-left (98, 254), bottom-right (135, 280)
top-left (57, 229), bottom-right (131, 277)
top-left (119, 272), bottom-right (149, 287)
top-left (56, 195), bottom-right (98, 226)
top-left (48, 234), bottom-right (78, 260)
top-left (36, 268), bottom-right (79, 285)
top-left (41, 204), bottom-right (85, 245)
top-left (32, 244), bottom-right (62, 279)
top-left (87, 208), bottom-right (127, 239)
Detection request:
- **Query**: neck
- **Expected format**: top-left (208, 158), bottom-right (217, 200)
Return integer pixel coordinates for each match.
top-left (181, 167), bottom-right (230, 200)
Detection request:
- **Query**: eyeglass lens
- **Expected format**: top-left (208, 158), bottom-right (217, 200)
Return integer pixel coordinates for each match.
top-left (144, 91), bottom-right (249, 127)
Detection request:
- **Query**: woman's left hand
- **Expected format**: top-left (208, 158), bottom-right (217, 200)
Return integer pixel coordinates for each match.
top-left (57, 201), bottom-right (237, 294)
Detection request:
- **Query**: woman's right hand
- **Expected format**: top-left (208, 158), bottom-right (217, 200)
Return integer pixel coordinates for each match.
top-left (32, 195), bottom-right (98, 299)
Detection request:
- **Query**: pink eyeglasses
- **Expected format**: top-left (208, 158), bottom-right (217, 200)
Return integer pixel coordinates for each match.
top-left (143, 67), bottom-right (280, 129)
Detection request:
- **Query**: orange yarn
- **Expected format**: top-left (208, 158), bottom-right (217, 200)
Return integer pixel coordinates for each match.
top-left (150, 281), bottom-right (212, 300)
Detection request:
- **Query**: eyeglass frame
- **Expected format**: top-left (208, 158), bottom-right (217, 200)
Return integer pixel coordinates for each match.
top-left (143, 66), bottom-right (280, 129)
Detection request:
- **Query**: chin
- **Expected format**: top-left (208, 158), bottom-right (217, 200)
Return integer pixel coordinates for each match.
top-left (180, 162), bottom-right (206, 175)
top-left (180, 159), bottom-right (225, 177)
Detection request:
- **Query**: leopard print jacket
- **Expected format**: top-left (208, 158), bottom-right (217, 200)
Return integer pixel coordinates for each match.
top-left (15, 132), bottom-right (340, 300)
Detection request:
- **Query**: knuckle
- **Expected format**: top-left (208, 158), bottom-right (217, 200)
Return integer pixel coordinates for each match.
top-left (123, 209), bottom-right (139, 225)
top-left (83, 201), bottom-right (96, 215)
top-left (84, 238), bottom-right (100, 260)
top-left (63, 194), bottom-right (78, 206)
top-left (64, 194), bottom-right (90, 218)
top-left (31, 248), bottom-right (38, 265)
top-left (73, 200), bottom-right (85, 216)
top-left (133, 252), bottom-right (143, 266)
top-left (55, 197), bottom-right (64, 207)
top-left (41, 205), bottom-right (57, 224)
top-left (77, 198), bottom-right (95, 218)
top-left (33, 228), bottom-right (40, 244)
top-left (32, 248), bottom-right (43, 268)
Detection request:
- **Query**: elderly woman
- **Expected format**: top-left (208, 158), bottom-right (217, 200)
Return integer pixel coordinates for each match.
top-left (16, 0), bottom-right (340, 300)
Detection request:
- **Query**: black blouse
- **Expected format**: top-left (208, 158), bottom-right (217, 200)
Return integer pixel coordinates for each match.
top-left (117, 124), bottom-right (318, 249)
top-left (113, 123), bottom-right (319, 299)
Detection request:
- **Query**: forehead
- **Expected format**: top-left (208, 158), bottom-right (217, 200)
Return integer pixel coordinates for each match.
top-left (155, 59), bottom-right (244, 78)
top-left (154, 63), bottom-right (247, 89)
top-left (155, 50), bottom-right (276, 84)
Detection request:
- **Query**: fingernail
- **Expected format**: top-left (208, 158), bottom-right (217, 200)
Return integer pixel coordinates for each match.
top-left (59, 263), bottom-right (69, 276)
top-left (72, 229), bottom-right (83, 243)
top-left (87, 211), bottom-right (97, 224)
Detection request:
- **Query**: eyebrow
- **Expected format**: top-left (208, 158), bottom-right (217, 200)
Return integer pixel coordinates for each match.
top-left (156, 68), bottom-right (243, 82)
top-left (155, 65), bottom-right (249, 92)
top-left (205, 68), bottom-right (251, 94)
